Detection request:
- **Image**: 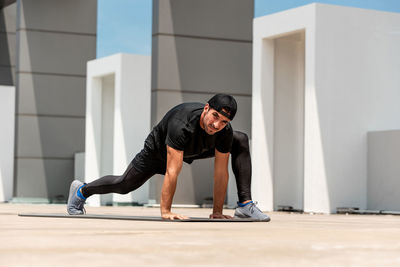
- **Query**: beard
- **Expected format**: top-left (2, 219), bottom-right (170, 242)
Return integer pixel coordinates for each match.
top-left (203, 120), bottom-right (219, 135)
top-left (204, 125), bottom-right (217, 135)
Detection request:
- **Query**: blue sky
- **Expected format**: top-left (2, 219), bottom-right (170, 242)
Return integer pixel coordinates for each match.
top-left (97, 0), bottom-right (400, 58)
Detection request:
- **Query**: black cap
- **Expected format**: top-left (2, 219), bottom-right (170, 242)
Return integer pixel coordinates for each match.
top-left (207, 94), bottom-right (237, 120)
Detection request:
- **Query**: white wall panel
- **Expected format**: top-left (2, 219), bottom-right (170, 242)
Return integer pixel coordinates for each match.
top-left (0, 86), bottom-right (15, 201)
top-left (253, 4), bottom-right (400, 213)
top-left (85, 54), bottom-right (151, 206)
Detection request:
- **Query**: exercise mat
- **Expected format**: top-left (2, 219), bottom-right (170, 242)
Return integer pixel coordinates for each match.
top-left (18, 213), bottom-right (268, 222)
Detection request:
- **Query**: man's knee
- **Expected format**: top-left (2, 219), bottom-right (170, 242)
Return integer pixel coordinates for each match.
top-left (233, 131), bottom-right (249, 144)
top-left (117, 185), bottom-right (132, 195)
top-left (233, 131), bottom-right (249, 151)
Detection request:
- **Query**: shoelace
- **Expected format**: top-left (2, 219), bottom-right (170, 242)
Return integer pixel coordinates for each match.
top-left (249, 201), bottom-right (262, 214)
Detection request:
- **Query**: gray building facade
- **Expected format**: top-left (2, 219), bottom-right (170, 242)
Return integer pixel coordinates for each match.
top-left (151, 0), bottom-right (254, 204)
top-left (0, 0), bottom-right (97, 202)
top-left (2, 0), bottom-right (253, 205)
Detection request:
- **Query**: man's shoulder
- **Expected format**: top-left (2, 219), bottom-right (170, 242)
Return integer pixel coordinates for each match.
top-left (171, 102), bottom-right (204, 112)
top-left (166, 102), bottom-right (204, 123)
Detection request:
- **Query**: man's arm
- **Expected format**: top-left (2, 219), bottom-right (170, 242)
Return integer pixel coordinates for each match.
top-left (160, 145), bottom-right (189, 220)
top-left (210, 149), bottom-right (233, 219)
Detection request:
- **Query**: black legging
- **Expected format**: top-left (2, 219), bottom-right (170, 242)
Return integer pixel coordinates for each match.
top-left (82, 130), bottom-right (252, 203)
top-left (231, 131), bottom-right (252, 202)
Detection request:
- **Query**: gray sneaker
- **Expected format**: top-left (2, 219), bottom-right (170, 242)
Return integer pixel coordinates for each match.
top-left (67, 180), bottom-right (86, 215)
top-left (234, 201), bottom-right (271, 222)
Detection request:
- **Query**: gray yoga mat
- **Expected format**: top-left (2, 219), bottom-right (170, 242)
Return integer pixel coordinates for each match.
top-left (18, 213), bottom-right (266, 222)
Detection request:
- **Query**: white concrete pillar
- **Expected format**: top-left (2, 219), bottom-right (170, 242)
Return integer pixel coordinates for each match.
top-left (253, 4), bottom-right (400, 213)
top-left (0, 86), bottom-right (15, 202)
top-left (85, 54), bottom-right (151, 206)
top-left (252, 4), bottom-right (321, 212)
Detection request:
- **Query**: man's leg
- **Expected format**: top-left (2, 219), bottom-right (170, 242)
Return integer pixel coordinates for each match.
top-left (231, 131), bottom-right (270, 221)
top-left (82, 163), bottom-right (155, 197)
top-left (67, 158), bottom-right (157, 215)
top-left (231, 131), bottom-right (252, 203)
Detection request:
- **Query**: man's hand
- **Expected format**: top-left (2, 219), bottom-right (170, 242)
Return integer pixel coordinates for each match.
top-left (209, 212), bottom-right (233, 219)
top-left (162, 212), bottom-right (189, 220)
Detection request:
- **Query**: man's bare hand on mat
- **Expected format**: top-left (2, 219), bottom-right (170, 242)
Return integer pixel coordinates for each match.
top-left (209, 212), bottom-right (233, 219)
top-left (161, 212), bottom-right (189, 220)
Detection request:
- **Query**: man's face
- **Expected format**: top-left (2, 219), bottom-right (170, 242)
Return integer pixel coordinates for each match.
top-left (201, 104), bottom-right (231, 135)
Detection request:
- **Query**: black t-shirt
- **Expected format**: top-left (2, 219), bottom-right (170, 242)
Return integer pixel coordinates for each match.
top-left (142, 102), bottom-right (233, 164)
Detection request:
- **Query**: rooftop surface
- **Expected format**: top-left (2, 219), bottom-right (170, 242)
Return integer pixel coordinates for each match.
top-left (1, 204), bottom-right (400, 266)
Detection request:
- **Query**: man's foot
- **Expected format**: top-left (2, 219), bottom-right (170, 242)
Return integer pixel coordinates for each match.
top-left (67, 180), bottom-right (86, 215)
top-left (234, 201), bottom-right (271, 222)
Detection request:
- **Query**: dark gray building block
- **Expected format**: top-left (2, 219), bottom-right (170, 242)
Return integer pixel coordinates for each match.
top-left (0, 65), bottom-right (14, 85)
top-left (15, 158), bottom-right (74, 200)
top-left (153, 0), bottom-right (253, 40)
top-left (16, 115), bottom-right (85, 158)
top-left (152, 35), bottom-right (252, 94)
top-left (17, 73), bottom-right (86, 116)
top-left (0, 32), bottom-right (15, 66)
top-left (0, 2), bottom-right (16, 86)
top-left (17, 30), bottom-right (96, 75)
top-left (13, 0), bottom-right (97, 200)
top-left (19, 0), bottom-right (97, 34)
top-left (0, 1), bottom-right (16, 33)
top-left (151, 0), bottom-right (253, 205)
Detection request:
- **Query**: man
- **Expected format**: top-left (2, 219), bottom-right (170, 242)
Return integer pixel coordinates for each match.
top-left (67, 94), bottom-right (270, 221)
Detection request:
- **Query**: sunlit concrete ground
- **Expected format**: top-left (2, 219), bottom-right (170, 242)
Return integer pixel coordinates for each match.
top-left (1, 203), bottom-right (400, 267)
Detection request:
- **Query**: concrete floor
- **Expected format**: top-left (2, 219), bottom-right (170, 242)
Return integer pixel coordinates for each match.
top-left (1, 204), bottom-right (400, 266)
